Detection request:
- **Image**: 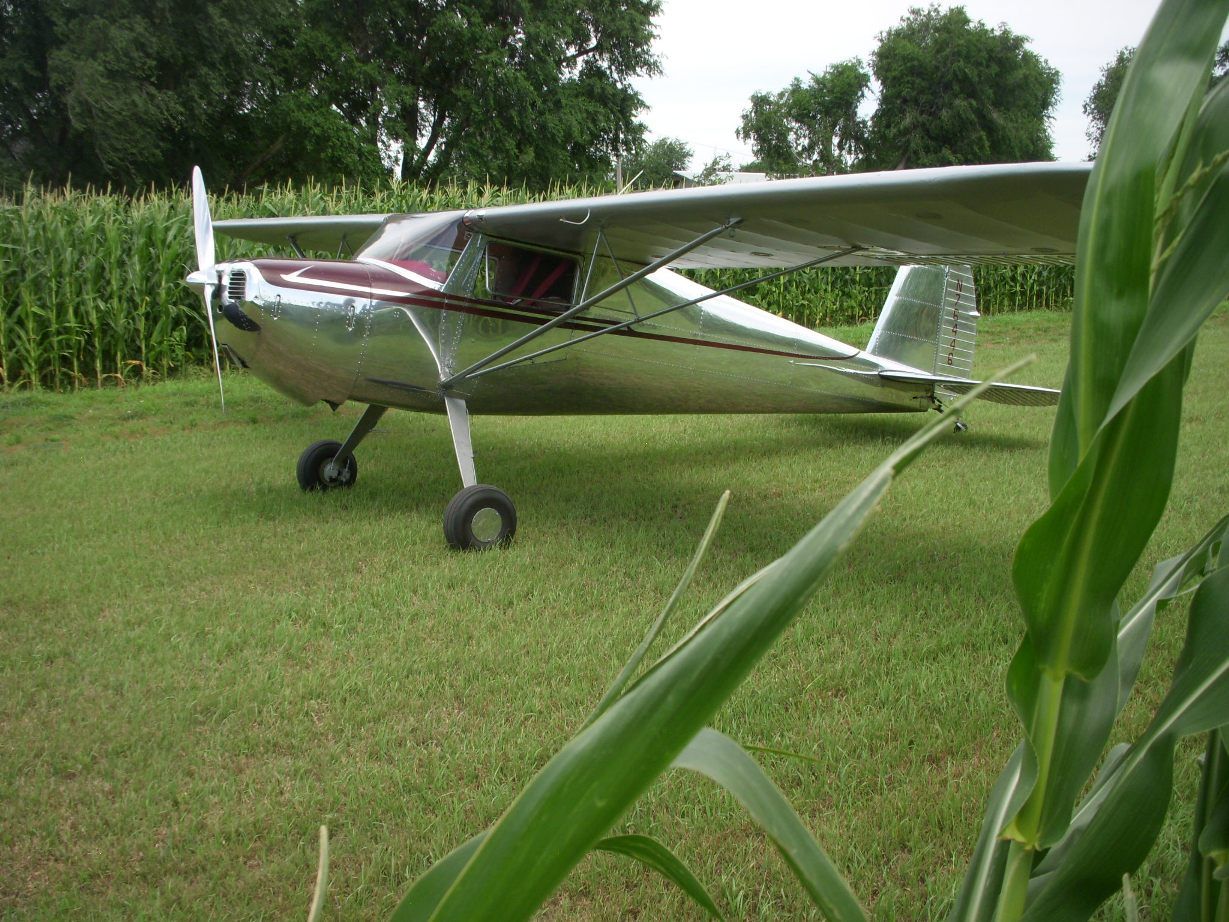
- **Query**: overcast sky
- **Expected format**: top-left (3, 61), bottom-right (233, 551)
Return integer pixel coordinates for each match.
top-left (631, 0), bottom-right (1172, 168)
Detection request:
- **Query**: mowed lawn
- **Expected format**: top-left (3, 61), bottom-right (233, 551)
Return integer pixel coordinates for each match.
top-left (2, 309), bottom-right (1226, 920)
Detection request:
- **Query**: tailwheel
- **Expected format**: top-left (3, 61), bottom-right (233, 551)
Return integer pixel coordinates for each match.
top-left (297, 439), bottom-right (358, 491)
top-left (444, 485), bottom-right (516, 550)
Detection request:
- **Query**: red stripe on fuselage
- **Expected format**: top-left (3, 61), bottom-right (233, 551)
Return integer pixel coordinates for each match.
top-left (256, 258), bottom-right (854, 363)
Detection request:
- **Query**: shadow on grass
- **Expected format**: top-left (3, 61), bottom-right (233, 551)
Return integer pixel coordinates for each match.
top-left (194, 407), bottom-right (1043, 571)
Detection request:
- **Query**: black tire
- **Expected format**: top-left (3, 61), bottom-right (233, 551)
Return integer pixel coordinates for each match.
top-left (443, 484), bottom-right (516, 550)
top-left (296, 440), bottom-right (358, 491)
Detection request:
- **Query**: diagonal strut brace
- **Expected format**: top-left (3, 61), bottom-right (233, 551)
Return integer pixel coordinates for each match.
top-left (439, 217), bottom-right (744, 389)
top-left (456, 245), bottom-right (867, 384)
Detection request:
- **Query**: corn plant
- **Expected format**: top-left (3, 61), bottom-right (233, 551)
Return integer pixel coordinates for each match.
top-left (386, 0), bottom-right (1228, 918)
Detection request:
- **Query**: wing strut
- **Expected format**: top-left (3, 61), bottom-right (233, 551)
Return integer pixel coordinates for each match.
top-left (454, 245), bottom-right (866, 385)
top-left (439, 218), bottom-right (744, 389)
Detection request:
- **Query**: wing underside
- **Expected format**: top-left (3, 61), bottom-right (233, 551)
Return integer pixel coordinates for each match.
top-left (214, 214), bottom-right (391, 253)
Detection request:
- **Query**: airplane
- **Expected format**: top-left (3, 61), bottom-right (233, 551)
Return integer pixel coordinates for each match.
top-left (185, 161), bottom-right (1089, 549)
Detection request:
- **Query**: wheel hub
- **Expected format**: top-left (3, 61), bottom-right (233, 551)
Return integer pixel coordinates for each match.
top-left (470, 507), bottom-right (503, 543)
top-left (321, 459), bottom-right (350, 486)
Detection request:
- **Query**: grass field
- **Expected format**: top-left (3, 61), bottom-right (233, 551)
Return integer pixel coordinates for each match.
top-left (2, 309), bottom-right (1226, 920)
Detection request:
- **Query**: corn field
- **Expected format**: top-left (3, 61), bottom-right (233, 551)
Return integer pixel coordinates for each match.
top-left (0, 182), bottom-right (1072, 391)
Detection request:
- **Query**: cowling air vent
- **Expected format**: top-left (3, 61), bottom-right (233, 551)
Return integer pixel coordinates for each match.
top-left (226, 268), bottom-right (247, 302)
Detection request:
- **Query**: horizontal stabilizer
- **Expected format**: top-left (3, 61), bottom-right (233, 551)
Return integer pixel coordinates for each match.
top-left (879, 370), bottom-right (1060, 406)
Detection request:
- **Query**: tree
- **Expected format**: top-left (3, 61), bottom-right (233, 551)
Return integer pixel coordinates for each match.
top-left (1083, 40), bottom-right (1226, 158)
top-left (273, 0), bottom-right (660, 188)
top-left (0, 0), bottom-right (661, 191)
top-left (736, 59), bottom-right (870, 176)
top-left (865, 5), bottom-right (1059, 169)
top-left (0, 0), bottom-right (386, 190)
top-left (1083, 46), bottom-right (1134, 157)
top-left (691, 151), bottom-right (733, 185)
top-left (622, 137), bottom-right (692, 189)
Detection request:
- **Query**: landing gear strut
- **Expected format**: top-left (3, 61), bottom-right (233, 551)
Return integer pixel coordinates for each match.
top-left (442, 396), bottom-right (517, 550)
top-left (296, 398), bottom-right (517, 550)
top-left (296, 403), bottom-right (386, 491)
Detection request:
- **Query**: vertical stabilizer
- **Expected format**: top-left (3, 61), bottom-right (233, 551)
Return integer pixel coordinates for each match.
top-left (866, 265), bottom-right (978, 398)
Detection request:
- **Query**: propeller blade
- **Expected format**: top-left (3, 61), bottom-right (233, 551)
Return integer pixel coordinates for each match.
top-left (192, 165), bottom-right (215, 272)
top-left (189, 166), bottom-right (225, 412)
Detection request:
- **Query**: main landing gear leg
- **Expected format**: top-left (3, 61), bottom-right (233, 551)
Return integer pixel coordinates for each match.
top-left (442, 396), bottom-right (516, 550)
top-left (297, 404), bottom-right (387, 491)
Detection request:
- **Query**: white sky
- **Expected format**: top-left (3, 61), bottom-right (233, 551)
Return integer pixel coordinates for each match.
top-left (632, 0), bottom-right (1170, 168)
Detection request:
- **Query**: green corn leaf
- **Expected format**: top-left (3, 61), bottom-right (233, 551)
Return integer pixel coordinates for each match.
top-left (1117, 515), bottom-right (1229, 712)
top-left (1006, 357), bottom-right (1189, 844)
top-left (1017, 9), bottom-right (1225, 670)
top-left (1048, 0), bottom-right (1227, 488)
top-left (1108, 78), bottom-right (1229, 423)
top-left (1002, 0), bottom-right (1227, 862)
top-left (409, 373), bottom-right (1006, 921)
top-left (592, 834), bottom-right (723, 920)
top-left (672, 728), bottom-right (866, 922)
top-left (1019, 566), bottom-right (1229, 921)
top-left (947, 745), bottom-right (1029, 922)
top-left (1170, 727), bottom-right (1229, 922)
top-left (392, 833), bottom-right (487, 922)
top-left (1004, 630), bottom-right (1122, 846)
top-left (953, 516), bottom-right (1229, 919)
top-left (1015, 332), bottom-right (1189, 681)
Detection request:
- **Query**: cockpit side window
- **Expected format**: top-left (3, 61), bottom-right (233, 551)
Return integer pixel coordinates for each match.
top-left (482, 242), bottom-right (578, 310)
top-left (357, 216), bottom-right (470, 285)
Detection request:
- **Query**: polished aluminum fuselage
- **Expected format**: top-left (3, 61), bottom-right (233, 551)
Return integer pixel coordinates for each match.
top-left (211, 254), bottom-right (929, 417)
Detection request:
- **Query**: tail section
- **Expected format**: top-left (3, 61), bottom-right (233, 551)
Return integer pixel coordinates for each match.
top-left (866, 264), bottom-right (1059, 407)
top-left (866, 265), bottom-right (978, 399)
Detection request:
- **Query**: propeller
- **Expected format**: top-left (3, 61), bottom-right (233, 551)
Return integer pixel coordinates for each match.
top-left (185, 166), bottom-right (226, 412)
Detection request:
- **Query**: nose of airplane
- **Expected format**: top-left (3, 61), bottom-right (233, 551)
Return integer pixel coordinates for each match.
top-left (218, 272), bottom-right (262, 334)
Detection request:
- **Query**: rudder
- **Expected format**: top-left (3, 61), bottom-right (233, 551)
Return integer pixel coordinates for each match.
top-left (866, 265), bottom-right (978, 393)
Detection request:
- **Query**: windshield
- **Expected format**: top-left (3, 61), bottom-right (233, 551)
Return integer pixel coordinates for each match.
top-left (357, 213), bottom-right (470, 286)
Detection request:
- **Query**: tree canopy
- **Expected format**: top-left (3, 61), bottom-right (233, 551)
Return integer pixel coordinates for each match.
top-left (1082, 47), bottom-right (1134, 158)
top-left (1084, 41), bottom-right (1228, 158)
top-left (0, 0), bottom-right (661, 191)
top-left (622, 136), bottom-right (691, 188)
top-left (866, 5), bottom-right (1058, 170)
top-left (736, 60), bottom-right (869, 176)
top-left (737, 5), bottom-right (1059, 176)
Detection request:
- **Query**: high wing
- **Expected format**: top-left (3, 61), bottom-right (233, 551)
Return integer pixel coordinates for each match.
top-left (465, 162), bottom-right (1089, 269)
top-left (214, 163), bottom-right (1089, 270)
top-left (214, 213), bottom-right (391, 253)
